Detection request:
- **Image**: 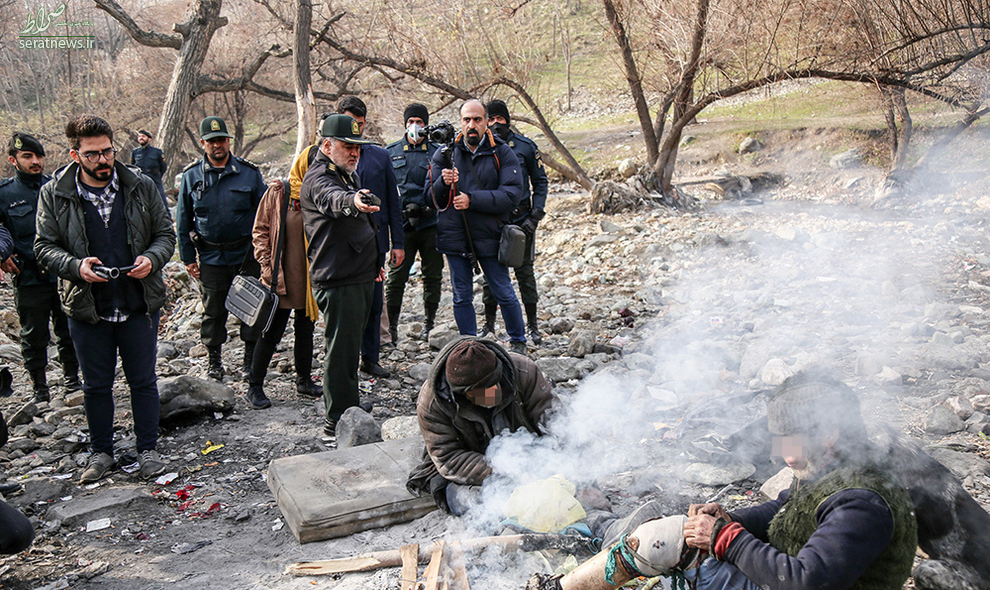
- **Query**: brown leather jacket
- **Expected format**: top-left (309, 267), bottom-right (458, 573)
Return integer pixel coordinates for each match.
top-left (252, 180), bottom-right (289, 295)
top-left (407, 337), bottom-right (556, 511)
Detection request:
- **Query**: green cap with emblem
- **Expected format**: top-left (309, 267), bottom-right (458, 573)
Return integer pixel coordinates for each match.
top-left (319, 114), bottom-right (372, 145)
top-left (199, 116), bottom-right (233, 140)
top-left (9, 133), bottom-right (45, 156)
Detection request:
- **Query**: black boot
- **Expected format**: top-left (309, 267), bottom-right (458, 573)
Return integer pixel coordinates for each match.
top-left (62, 364), bottom-right (82, 393)
top-left (296, 375), bottom-right (323, 398)
top-left (29, 369), bottom-right (49, 403)
top-left (419, 304), bottom-right (437, 341)
top-left (207, 346), bottom-right (224, 381)
top-left (524, 303), bottom-right (543, 346)
top-left (479, 305), bottom-right (497, 339)
top-left (387, 306), bottom-right (400, 344)
top-left (246, 383), bottom-right (272, 409)
top-left (242, 341), bottom-right (256, 380)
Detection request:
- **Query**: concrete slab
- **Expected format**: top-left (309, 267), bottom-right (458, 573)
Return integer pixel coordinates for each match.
top-left (45, 485), bottom-right (159, 527)
top-left (267, 437), bottom-right (436, 543)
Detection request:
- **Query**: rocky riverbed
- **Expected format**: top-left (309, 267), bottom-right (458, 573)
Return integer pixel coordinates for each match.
top-left (0, 168), bottom-right (989, 589)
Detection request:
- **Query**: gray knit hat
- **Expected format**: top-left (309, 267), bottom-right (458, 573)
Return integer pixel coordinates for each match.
top-left (766, 374), bottom-right (864, 437)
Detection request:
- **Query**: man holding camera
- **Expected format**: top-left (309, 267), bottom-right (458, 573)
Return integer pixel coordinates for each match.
top-left (480, 100), bottom-right (549, 345)
top-left (34, 114), bottom-right (176, 483)
top-left (337, 97), bottom-right (404, 379)
top-left (300, 114), bottom-right (381, 439)
top-left (176, 116), bottom-right (266, 382)
top-left (0, 133), bottom-right (80, 402)
top-left (385, 103), bottom-right (442, 343)
top-left (429, 99), bottom-right (527, 354)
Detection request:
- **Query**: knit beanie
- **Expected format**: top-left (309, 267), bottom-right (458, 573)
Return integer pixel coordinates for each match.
top-left (486, 100), bottom-right (510, 125)
top-left (445, 340), bottom-right (502, 395)
top-left (403, 103), bottom-right (430, 126)
top-left (766, 376), bottom-right (864, 436)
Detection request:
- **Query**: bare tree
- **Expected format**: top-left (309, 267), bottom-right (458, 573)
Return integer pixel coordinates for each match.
top-left (293, 0), bottom-right (315, 153)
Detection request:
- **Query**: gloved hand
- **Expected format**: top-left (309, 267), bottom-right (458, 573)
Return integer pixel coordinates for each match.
top-left (520, 216), bottom-right (539, 237)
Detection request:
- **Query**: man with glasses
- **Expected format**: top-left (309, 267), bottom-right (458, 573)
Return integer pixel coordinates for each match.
top-left (0, 133), bottom-right (80, 402)
top-left (176, 116), bottom-right (266, 382)
top-left (34, 114), bottom-right (176, 483)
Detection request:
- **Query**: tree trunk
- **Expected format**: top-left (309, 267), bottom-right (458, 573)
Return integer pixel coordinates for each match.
top-left (293, 0), bottom-right (315, 154)
top-left (602, 0), bottom-right (658, 166)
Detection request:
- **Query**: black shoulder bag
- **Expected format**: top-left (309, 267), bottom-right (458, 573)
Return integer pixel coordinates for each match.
top-left (225, 180), bottom-right (290, 335)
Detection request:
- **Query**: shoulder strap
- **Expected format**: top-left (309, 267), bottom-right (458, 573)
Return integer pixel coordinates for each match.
top-left (270, 183), bottom-right (290, 295)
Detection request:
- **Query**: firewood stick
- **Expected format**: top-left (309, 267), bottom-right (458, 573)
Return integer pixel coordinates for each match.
top-left (422, 540), bottom-right (445, 590)
top-left (285, 533), bottom-right (595, 576)
top-left (400, 543), bottom-right (419, 590)
top-left (446, 541), bottom-right (471, 590)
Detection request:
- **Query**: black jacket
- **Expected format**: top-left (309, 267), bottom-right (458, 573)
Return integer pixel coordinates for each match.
top-left (428, 131), bottom-right (522, 258)
top-left (0, 170), bottom-right (55, 286)
top-left (299, 149), bottom-right (379, 289)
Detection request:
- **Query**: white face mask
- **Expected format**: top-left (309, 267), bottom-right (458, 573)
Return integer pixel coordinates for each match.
top-left (407, 124), bottom-right (424, 143)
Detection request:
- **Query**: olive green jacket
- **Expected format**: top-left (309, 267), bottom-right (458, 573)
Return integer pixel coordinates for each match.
top-left (34, 161), bottom-right (176, 324)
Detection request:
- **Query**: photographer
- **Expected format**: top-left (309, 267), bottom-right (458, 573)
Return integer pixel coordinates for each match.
top-left (385, 103), bottom-right (443, 343)
top-left (428, 99), bottom-right (527, 354)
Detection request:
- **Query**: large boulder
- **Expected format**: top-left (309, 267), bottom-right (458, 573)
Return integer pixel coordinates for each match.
top-left (158, 376), bottom-right (236, 424)
top-left (336, 407), bottom-right (382, 448)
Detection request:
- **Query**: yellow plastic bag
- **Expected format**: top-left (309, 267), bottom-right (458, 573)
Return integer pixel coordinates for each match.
top-left (503, 474), bottom-right (587, 532)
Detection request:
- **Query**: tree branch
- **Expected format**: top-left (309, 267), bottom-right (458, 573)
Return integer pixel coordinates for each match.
top-left (93, 0), bottom-right (182, 49)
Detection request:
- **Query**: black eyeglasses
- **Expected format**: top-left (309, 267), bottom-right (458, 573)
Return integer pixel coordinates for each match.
top-left (78, 147), bottom-right (116, 163)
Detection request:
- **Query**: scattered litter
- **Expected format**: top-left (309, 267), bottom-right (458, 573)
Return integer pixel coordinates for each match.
top-left (120, 461), bottom-right (140, 474)
top-left (50, 474), bottom-right (73, 480)
top-left (189, 503), bottom-right (221, 518)
top-left (60, 496), bottom-right (72, 502)
top-left (155, 472), bottom-right (179, 485)
top-left (213, 412), bottom-right (223, 420)
top-left (85, 518), bottom-right (111, 532)
top-left (201, 441), bottom-right (224, 455)
top-left (710, 316), bottom-right (724, 325)
top-left (272, 518), bottom-right (284, 532)
top-left (170, 540), bottom-right (212, 554)
top-left (175, 489), bottom-right (190, 500)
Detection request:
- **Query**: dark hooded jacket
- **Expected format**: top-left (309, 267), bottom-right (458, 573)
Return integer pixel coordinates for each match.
top-left (407, 336), bottom-right (555, 511)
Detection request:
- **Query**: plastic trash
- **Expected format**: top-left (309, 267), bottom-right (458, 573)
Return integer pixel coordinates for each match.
top-left (502, 474), bottom-right (586, 533)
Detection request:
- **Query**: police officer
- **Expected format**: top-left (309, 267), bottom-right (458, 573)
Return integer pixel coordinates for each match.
top-left (385, 103), bottom-right (443, 343)
top-left (176, 117), bottom-right (266, 381)
top-left (0, 133), bottom-right (79, 401)
top-left (129, 129), bottom-right (168, 210)
top-left (480, 100), bottom-right (549, 345)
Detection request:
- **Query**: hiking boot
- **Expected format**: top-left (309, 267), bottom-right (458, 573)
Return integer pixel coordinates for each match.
top-left (246, 384), bottom-right (272, 409)
top-left (137, 449), bottom-right (167, 480)
top-left (419, 304), bottom-right (437, 341)
top-left (207, 346), bottom-right (224, 381)
top-left (29, 369), bottom-right (50, 403)
top-left (63, 372), bottom-right (82, 393)
top-left (525, 303), bottom-right (543, 346)
top-left (510, 341), bottom-right (527, 355)
top-left (79, 452), bottom-right (115, 484)
top-left (360, 361), bottom-right (390, 378)
top-left (296, 377), bottom-right (323, 398)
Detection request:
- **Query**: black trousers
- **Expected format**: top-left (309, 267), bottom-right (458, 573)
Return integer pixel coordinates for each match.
top-left (384, 225), bottom-right (444, 312)
top-left (314, 282), bottom-right (373, 423)
top-left (13, 281), bottom-right (77, 374)
top-left (198, 263), bottom-right (258, 348)
top-left (248, 307), bottom-right (315, 386)
top-left (360, 253), bottom-right (386, 365)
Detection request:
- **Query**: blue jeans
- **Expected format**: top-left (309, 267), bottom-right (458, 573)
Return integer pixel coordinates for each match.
top-left (68, 312), bottom-right (161, 456)
top-left (683, 557), bottom-right (761, 590)
top-left (446, 254), bottom-right (525, 343)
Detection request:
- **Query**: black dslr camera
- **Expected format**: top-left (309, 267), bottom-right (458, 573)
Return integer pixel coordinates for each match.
top-left (410, 120), bottom-right (456, 146)
top-left (402, 202), bottom-right (424, 227)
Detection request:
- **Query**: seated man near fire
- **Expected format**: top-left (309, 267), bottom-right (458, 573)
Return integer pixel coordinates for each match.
top-left (407, 337), bottom-right (556, 515)
top-left (530, 372), bottom-right (918, 590)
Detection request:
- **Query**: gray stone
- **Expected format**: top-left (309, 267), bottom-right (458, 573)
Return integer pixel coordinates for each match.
top-left (927, 447), bottom-right (990, 480)
top-left (617, 159), bottom-right (638, 179)
top-left (428, 329), bottom-right (460, 351)
top-left (45, 486), bottom-right (158, 527)
top-left (188, 344), bottom-right (208, 358)
top-left (380, 416), bottom-right (421, 441)
top-left (157, 342), bottom-right (179, 360)
top-left (535, 357), bottom-right (584, 382)
top-left (623, 352), bottom-right (655, 372)
top-left (682, 462), bottom-right (756, 486)
top-left (972, 394), bottom-right (990, 413)
top-left (7, 478), bottom-right (72, 511)
top-left (876, 366), bottom-right (902, 385)
top-left (336, 407), bottom-right (382, 448)
top-left (761, 358), bottom-right (794, 386)
top-left (158, 376), bottom-right (236, 424)
top-left (945, 396), bottom-right (974, 420)
top-left (600, 220), bottom-right (624, 234)
top-left (829, 148), bottom-right (862, 169)
top-left (408, 363), bottom-right (432, 383)
top-left (930, 331), bottom-right (955, 348)
top-left (5, 438), bottom-right (39, 453)
top-left (855, 353), bottom-right (885, 377)
top-left (587, 235), bottom-right (618, 248)
top-left (567, 330), bottom-right (596, 358)
top-left (548, 317), bottom-right (575, 334)
top-left (760, 467), bottom-right (794, 500)
top-left (0, 345), bottom-right (21, 363)
top-left (7, 402), bottom-right (38, 427)
top-left (739, 137), bottom-right (764, 153)
top-left (924, 405), bottom-right (966, 435)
